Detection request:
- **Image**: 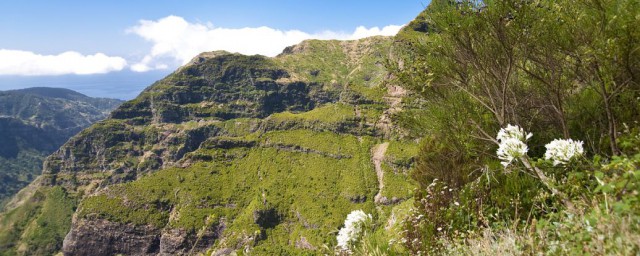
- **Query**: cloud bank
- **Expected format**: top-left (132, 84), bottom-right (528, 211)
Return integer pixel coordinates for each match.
top-left (0, 16), bottom-right (402, 76)
top-left (0, 50), bottom-right (127, 76)
top-left (128, 15), bottom-right (403, 72)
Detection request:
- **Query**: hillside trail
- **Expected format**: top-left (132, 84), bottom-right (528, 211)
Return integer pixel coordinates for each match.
top-left (376, 84), bottom-right (407, 138)
top-left (372, 142), bottom-right (389, 204)
top-left (371, 82), bottom-right (407, 204)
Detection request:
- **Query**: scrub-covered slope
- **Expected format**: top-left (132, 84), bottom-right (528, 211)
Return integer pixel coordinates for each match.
top-left (0, 36), bottom-right (417, 255)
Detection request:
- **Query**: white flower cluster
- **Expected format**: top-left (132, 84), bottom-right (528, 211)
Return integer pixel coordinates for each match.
top-left (336, 210), bottom-right (372, 252)
top-left (497, 124), bottom-right (533, 142)
top-left (496, 124), bottom-right (532, 167)
top-left (544, 139), bottom-right (584, 166)
top-left (495, 124), bottom-right (585, 167)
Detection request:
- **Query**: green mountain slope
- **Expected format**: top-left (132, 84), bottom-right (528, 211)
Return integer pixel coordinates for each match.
top-left (0, 88), bottom-right (122, 207)
top-left (0, 36), bottom-right (418, 255)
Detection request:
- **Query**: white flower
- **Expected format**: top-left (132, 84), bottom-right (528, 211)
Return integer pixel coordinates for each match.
top-left (497, 138), bottom-right (528, 167)
top-left (496, 125), bottom-right (531, 167)
top-left (336, 210), bottom-right (372, 252)
top-left (544, 139), bottom-right (584, 166)
top-left (497, 124), bottom-right (532, 142)
top-left (585, 219), bottom-right (594, 233)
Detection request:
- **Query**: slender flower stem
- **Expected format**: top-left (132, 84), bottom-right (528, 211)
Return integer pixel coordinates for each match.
top-left (520, 156), bottom-right (574, 211)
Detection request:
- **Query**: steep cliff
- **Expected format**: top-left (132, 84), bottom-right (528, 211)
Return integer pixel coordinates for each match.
top-left (0, 36), bottom-right (418, 255)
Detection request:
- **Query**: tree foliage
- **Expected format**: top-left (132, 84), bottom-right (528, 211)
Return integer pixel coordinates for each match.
top-left (391, 0), bottom-right (640, 253)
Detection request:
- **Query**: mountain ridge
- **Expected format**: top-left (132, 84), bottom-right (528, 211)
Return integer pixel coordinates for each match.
top-left (0, 35), bottom-right (418, 255)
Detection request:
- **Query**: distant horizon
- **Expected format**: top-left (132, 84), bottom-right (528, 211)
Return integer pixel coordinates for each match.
top-left (0, 69), bottom-right (170, 100)
top-left (0, 1), bottom-right (426, 99)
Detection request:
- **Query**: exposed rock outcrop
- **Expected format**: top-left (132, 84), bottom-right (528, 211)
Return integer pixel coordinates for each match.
top-left (63, 219), bottom-right (225, 256)
top-left (63, 219), bottom-right (161, 256)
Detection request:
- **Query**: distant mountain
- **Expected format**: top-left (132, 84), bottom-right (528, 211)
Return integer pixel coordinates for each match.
top-left (7, 87), bottom-right (89, 100)
top-left (0, 87), bottom-right (122, 206)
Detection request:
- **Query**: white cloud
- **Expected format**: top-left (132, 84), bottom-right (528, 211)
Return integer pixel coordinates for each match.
top-left (128, 15), bottom-right (403, 72)
top-left (351, 25), bottom-right (404, 39)
top-left (0, 50), bottom-right (127, 76)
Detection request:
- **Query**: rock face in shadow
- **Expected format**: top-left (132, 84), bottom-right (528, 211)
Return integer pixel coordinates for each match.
top-left (63, 219), bottom-right (225, 256)
top-left (62, 219), bottom-right (161, 256)
top-left (159, 227), bottom-right (224, 255)
top-left (109, 54), bottom-right (337, 125)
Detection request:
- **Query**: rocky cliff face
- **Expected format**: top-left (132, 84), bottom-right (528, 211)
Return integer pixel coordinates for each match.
top-left (62, 216), bottom-right (225, 255)
top-left (0, 36), bottom-right (419, 255)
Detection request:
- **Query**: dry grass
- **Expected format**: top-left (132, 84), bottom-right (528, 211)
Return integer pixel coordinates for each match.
top-left (442, 228), bottom-right (522, 256)
top-left (440, 204), bottom-right (640, 256)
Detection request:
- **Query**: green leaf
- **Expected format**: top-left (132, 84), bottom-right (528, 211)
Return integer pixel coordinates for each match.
top-left (594, 171), bottom-right (605, 180)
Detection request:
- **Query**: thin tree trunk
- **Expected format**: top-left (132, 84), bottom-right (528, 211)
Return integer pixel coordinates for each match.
top-left (555, 87), bottom-right (570, 139)
top-left (600, 83), bottom-right (621, 155)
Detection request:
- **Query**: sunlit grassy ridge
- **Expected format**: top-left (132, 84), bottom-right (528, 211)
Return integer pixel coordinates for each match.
top-left (276, 37), bottom-right (392, 103)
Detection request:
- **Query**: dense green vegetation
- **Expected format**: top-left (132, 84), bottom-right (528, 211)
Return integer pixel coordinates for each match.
top-left (380, 0), bottom-right (640, 254)
top-left (69, 103), bottom-right (417, 254)
top-left (78, 129), bottom-right (378, 252)
top-left (0, 150), bottom-right (45, 207)
top-left (0, 186), bottom-right (76, 256)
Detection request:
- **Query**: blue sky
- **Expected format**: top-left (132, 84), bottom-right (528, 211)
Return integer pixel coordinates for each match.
top-left (0, 1), bottom-right (427, 99)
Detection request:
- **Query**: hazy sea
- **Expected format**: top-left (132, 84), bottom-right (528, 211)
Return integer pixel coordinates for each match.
top-left (0, 70), bottom-right (171, 100)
